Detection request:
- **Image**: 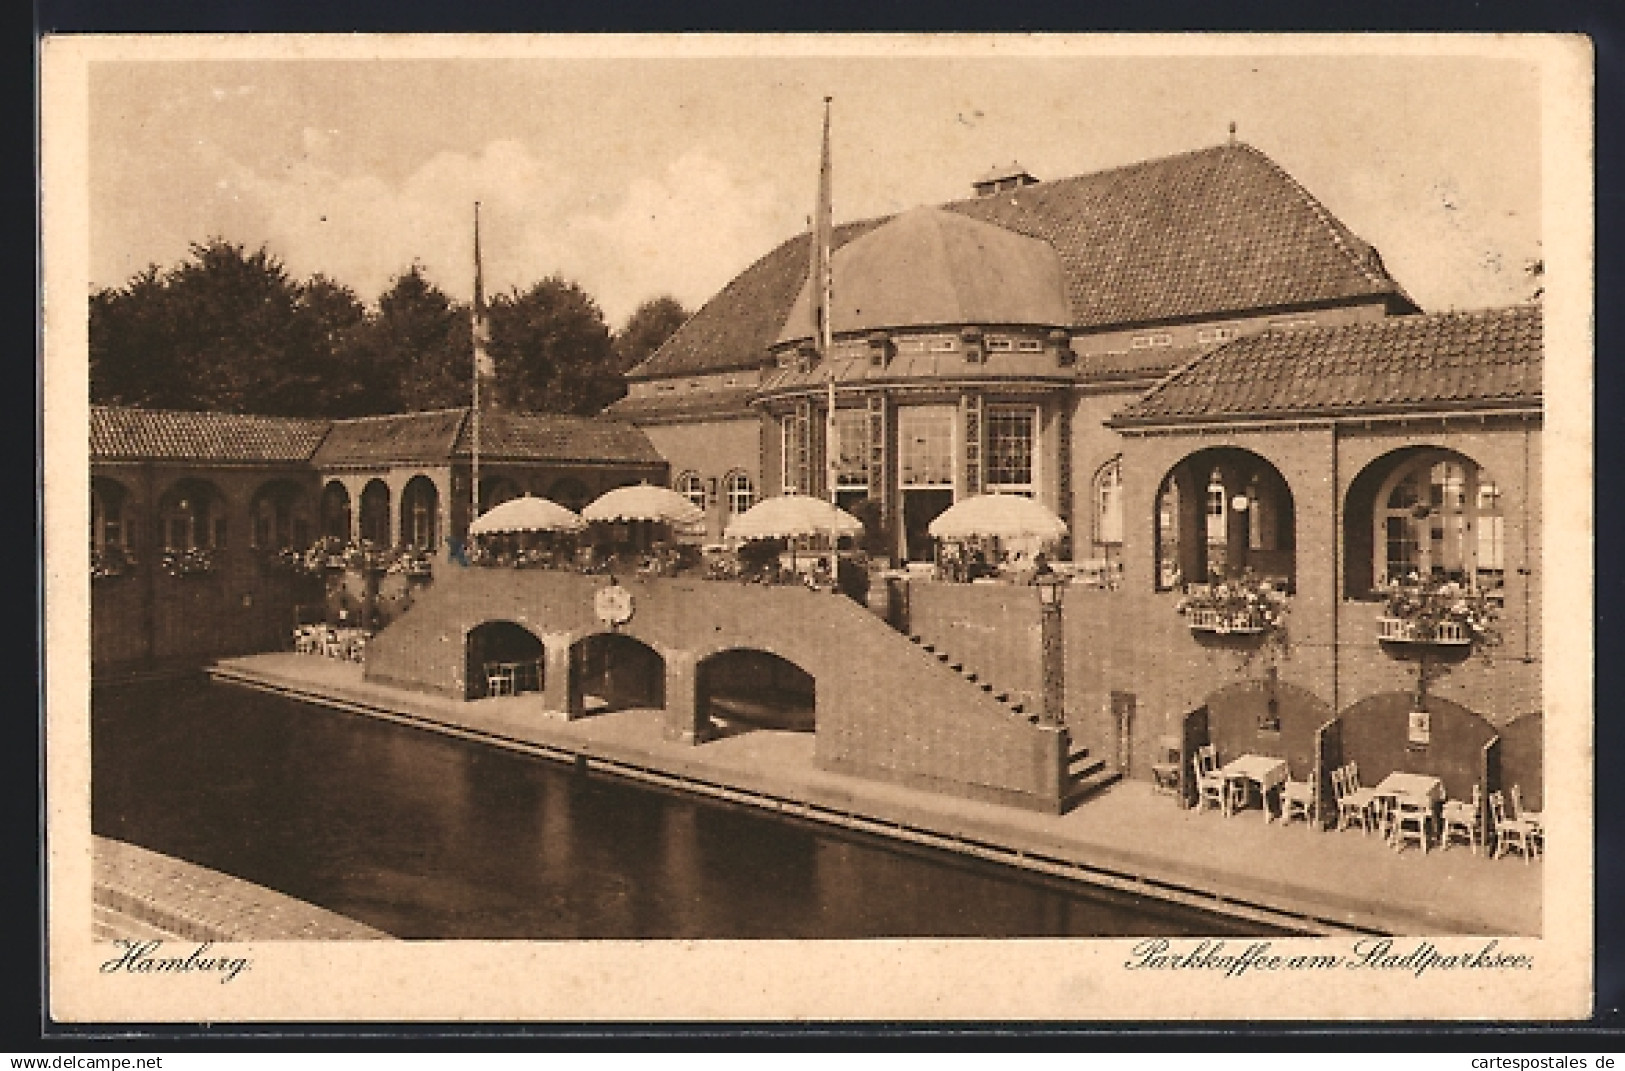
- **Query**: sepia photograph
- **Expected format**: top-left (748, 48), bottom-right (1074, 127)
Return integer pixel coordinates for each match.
top-left (41, 33), bottom-right (1593, 1022)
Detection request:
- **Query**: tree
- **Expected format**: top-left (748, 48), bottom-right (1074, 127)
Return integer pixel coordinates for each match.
top-left (488, 277), bottom-right (617, 415)
top-left (364, 265), bottom-right (473, 413)
top-left (89, 241), bottom-right (369, 416)
top-left (612, 295), bottom-right (689, 374)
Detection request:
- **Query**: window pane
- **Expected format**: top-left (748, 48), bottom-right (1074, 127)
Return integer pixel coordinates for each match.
top-left (985, 408), bottom-right (1035, 490)
top-left (898, 407), bottom-right (955, 487)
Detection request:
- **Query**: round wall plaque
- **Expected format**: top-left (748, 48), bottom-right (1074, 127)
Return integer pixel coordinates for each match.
top-left (594, 584), bottom-right (634, 627)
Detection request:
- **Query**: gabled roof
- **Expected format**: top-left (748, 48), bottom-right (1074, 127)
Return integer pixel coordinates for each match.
top-left (630, 142), bottom-right (1414, 380)
top-left (310, 409), bottom-right (464, 466)
top-left (91, 406), bottom-right (329, 463)
top-left (602, 387), bottom-right (761, 424)
top-left (1110, 304), bottom-right (1542, 427)
top-left (449, 410), bottom-right (664, 465)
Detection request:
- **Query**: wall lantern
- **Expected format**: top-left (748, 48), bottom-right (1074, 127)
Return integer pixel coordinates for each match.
top-left (1035, 571), bottom-right (1066, 609)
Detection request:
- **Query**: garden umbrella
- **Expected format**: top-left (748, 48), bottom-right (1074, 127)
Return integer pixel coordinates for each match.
top-left (927, 493), bottom-right (1068, 541)
top-left (582, 484), bottom-right (704, 526)
top-left (468, 494), bottom-right (586, 536)
top-left (724, 494), bottom-right (865, 542)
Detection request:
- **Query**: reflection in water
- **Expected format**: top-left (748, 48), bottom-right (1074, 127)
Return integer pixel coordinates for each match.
top-left (92, 677), bottom-right (1279, 940)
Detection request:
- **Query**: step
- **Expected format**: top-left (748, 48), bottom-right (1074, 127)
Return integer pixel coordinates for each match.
top-left (1068, 754), bottom-right (1107, 781)
top-left (909, 635), bottom-right (922, 644)
top-left (963, 672), bottom-right (978, 683)
top-left (1066, 747), bottom-right (1093, 767)
top-left (1062, 768), bottom-right (1124, 811)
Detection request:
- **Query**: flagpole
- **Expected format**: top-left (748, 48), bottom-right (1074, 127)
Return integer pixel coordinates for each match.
top-left (471, 201), bottom-right (485, 534)
top-left (814, 97), bottom-right (839, 565)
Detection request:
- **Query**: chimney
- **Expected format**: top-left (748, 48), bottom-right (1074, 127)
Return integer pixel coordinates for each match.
top-left (972, 162), bottom-right (1040, 198)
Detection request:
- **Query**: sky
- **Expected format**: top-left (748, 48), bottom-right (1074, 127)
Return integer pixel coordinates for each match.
top-left (87, 45), bottom-right (1543, 329)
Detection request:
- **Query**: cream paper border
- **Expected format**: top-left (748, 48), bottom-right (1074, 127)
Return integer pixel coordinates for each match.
top-left (41, 32), bottom-right (1595, 1023)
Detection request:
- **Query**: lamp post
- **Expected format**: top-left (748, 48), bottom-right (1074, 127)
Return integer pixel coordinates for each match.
top-left (1036, 572), bottom-right (1066, 728)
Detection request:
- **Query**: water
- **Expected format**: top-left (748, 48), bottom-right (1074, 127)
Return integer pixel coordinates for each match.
top-left (92, 677), bottom-right (1282, 939)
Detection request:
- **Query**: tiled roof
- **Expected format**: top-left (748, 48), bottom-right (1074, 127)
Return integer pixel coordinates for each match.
top-left (90, 406), bottom-right (329, 463)
top-left (630, 142), bottom-right (1413, 380)
top-left (631, 218), bottom-right (886, 378)
top-left (312, 408), bottom-right (665, 467)
top-left (1079, 345), bottom-right (1203, 380)
top-left (1110, 305), bottom-right (1542, 426)
top-left (310, 409), bottom-right (464, 467)
top-left (603, 387), bottom-right (761, 423)
top-left (450, 410), bottom-right (664, 465)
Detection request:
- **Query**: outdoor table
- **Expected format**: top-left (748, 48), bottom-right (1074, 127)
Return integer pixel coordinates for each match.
top-left (1219, 754), bottom-right (1289, 822)
top-left (1373, 772), bottom-right (1446, 844)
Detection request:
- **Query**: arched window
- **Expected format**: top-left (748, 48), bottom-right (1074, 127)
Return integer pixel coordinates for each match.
top-left (1372, 451), bottom-right (1503, 593)
top-left (91, 477), bottom-right (129, 551)
top-left (675, 471), bottom-right (707, 513)
top-left (1154, 448), bottom-right (1295, 591)
top-left (320, 481), bottom-right (352, 541)
top-left (400, 475), bottom-right (439, 550)
top-left (250, 480), bottom-right (309, 550)
top-left (725, 471), bottom-right (755, 515)
top-left (158, 479), bottom-right (226, 551)
top-left (358, 480), bottom-right (390, 546)
top-left (1093, 457), bottom-right (1123, 552)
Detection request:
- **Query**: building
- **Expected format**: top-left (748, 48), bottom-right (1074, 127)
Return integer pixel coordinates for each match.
top-left (89, 404), bottom-right (666, 674)
top-left (607, 141), bottom-right (1421, 558)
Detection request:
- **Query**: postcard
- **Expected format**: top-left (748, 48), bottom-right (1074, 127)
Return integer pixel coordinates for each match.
top-left (41, 32), bottom-right (1594, 1023)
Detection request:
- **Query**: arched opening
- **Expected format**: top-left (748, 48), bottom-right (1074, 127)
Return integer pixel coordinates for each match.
top-left (250, 479), bottom-right (311, 550)
top-left (358, 479), bottom-right (390, 546)
top-left (697, 648), bottom-right (816, 734)
top-left (547, 477), bottom-right (590, 515)
top-left (464, 620), bottom-right (544, 700)
top-left (157, 477), bottom-right (227, 550)
top-left (1343, 447), bottom-right (1504, 600)
top-left (399, 475), bottom-right (439, 550)
top-left (478, 475), bottom-right (522, 514)
top-left (91, 476), bottom-right (130, 551)
top-left (1154, 447), bottom-right (1295, 591)
top-left (569, 633), bottom-right (664, 715)
top-left (724, 470), bottom-right (755, 517)
top-left (1092, 456), bottom-right (1123, 563)
top-left (320, 481), bottom-right (352, 541)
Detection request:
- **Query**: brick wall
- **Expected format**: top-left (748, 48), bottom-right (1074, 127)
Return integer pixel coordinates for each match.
top-left (365, 568), bottom-right (1067, 809)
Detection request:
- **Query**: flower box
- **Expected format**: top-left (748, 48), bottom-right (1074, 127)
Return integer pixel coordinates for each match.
top-left (1186, 608), bottom-right (1266, 634)
top-left (1378, 616), bottom-right (1472, 646)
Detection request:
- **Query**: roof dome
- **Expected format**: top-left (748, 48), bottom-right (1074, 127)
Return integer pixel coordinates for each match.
top-left (776, 206), bottom-right (1071, 345)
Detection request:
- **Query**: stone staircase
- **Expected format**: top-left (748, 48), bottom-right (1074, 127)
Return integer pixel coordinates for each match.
top-left (907, 632), bottom-right (1120, 810)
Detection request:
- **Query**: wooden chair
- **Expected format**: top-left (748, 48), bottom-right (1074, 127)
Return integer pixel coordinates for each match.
top-left (1510, 785), bottom-right (1543, 847)
top-left (1390, 794), bottom-right (1432, 854)
top-left (1150, 735), bottom-right (1182, 797)
top-left (1491, 790), bottom-right (1541, 862)
top-left (485, 661), bottom-right (515, 698)
top-left (1193, 746), bottom-right (1244, 815)
top-left (1280, 774), bottom-right (1315, 828)
top-left (1442, 785), bottom-right (1483, 854)
top-left (1334, 764), bottom-right (1380, 834)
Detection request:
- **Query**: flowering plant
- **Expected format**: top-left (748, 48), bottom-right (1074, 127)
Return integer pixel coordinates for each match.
top-left (1379, 573), bottom-right (1500, 647)
top-left (386, 546), bottom-right (434, 576)
top-left (91, 545), bottom-right (135, 580)
top-left (1175, 568), bottom-right (1290, 635)
top-left (160, 547), bottom-right (215, 577)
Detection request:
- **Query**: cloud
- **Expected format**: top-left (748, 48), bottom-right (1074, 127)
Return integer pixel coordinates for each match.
top-left (204, 140), bottom-right (793, 327)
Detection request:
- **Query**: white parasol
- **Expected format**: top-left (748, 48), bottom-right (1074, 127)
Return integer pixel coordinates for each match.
top-left (468, 494), bottom-right (586, 536)
top-left (927, 493), bottom-right (1068, 541)
top-left (725, 494), bottom-right (865, 542)
top-left (582, 484), bottom-right (705, 526)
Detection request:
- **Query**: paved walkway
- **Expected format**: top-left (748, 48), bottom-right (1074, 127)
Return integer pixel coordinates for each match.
top-left (210, 652), bottom-right (1541, 936)
top-left (94, 836), bottom-right (391, 941)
